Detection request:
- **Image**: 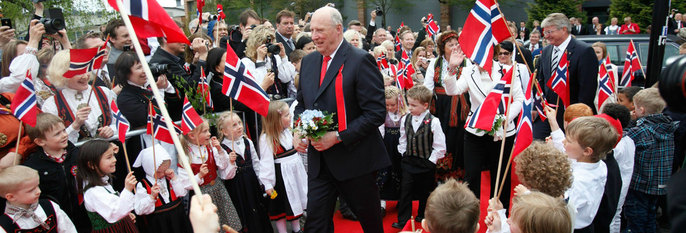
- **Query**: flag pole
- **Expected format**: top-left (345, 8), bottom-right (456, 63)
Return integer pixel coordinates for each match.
top-left (13, 121), bottom-right (23, 165)
top-left (113, 0), bottom-right (202, 195)
top-left (493, 68), bottom-right (515, 199)
top-left (85, 72), bottom-right (99, 105)
top-left (496, 70), bottom-right (537, 199)
top-left (122, 142), bottom-right (132, 173)
top-left (230, 98), bottom-right (236, 150)
top-left (149, 103), bottom-right (158, 187)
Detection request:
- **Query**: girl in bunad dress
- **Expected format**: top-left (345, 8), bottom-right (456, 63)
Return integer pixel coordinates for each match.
top-left (132, 145), bottom-right (193, 233)
top-left (218, 111), bottom-right (273, 233)
top-left (77, 140), bottom-right (138, 233)
top-left (377, 86), bottom-right (406, 214)
top-left (177, 120), bottom-right (242, 231)
top-left (258, 101), bottom-right (308, 233)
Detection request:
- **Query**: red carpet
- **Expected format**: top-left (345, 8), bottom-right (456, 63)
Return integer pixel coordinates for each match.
top-left (332, 171), bottom-right (492, 233)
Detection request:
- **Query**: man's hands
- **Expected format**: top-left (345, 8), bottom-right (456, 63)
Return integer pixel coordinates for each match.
top-left (189, 194), bottom-right (221, 233)
top-left (0, 26), bottom-right (15, 48)
top-left (293, 133), bottom-right (308, 153)
top-left (310, 131), bottom-right (341, 151)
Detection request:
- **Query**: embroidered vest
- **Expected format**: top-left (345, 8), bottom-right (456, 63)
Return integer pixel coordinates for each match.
top-left (54, 87), bottom-right (112, 139)
top-left (187, 146), bottom-right (218, 186)
top-left (404, 114), bottom-right (434, 160)
top-left (0, 200), bottom-right (58, 233)
top-left (430, 57), bottom-right (469, 126)
top-left (141, 178), bottom-right (177, 208)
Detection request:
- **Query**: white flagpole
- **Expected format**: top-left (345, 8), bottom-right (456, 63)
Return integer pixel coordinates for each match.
top-left (113, 0), bottom-right (202, 195)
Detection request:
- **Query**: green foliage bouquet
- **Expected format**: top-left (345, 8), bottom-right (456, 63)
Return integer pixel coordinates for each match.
top-left (294, 110), bottom-right (337, 141)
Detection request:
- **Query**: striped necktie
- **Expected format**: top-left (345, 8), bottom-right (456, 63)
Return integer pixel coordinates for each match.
top-left (551, 47), bottom-right (560, 72)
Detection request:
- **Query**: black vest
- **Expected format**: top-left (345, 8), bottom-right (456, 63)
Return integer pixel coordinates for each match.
top-left (0, 199), bottom-right (58, 233)
top-left (401, 113), bottom-right (436, 174)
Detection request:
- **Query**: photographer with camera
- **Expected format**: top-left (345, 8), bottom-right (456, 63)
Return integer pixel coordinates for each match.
top-left (242, 25), bottom-right (296, 100)
top-left (148, 36), bottom-right (202, 121)
top-left (365, 9), bottom-right (383, 50)
top-left (221, 9), bottom-right (261, 58)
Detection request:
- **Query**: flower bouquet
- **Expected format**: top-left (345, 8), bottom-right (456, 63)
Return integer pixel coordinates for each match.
top-left (294, 110), bottom-right (337, 141)
top-left (475, 114), bottom-right (506, 136)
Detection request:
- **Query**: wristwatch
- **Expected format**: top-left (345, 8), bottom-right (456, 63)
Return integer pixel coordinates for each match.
top-left (335, 131), bottom-right (342, 142)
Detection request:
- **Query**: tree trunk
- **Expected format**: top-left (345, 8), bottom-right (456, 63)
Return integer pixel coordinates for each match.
top-left (357, 0), bottom-right (366, 27)
top-left (440, 1), bottom-right (450, 29)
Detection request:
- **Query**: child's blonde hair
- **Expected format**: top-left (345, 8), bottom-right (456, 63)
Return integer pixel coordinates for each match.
top-left (424, 179), bottom-right (480, 233)
top-left (179, 120), bottom-right (209, 157)
top-left (633, 88), bottom-right (666, 115)
top-left (385, 86), bottom-right (407, 115)
top-left (511, 191), bottom-right (572, 233)
top-left (216, 111), bottom-right (243, 142)
top-left (566, 116), bottom-right (618, 162)
top-left (0, 165), bottom-right (39, 196)
top-left (261, 101), bottom-right (290, 152)
top-left (514, 141), bottom-right (572, 197)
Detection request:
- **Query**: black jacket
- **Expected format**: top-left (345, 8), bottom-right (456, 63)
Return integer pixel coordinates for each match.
top-left (23, 142), bottom-right (91, 232)
top-left (148, 48), bottom-right (194, 121)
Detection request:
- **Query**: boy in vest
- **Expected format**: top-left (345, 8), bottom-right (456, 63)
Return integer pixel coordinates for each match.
top-left (0, 165), bottom-right (77, 232)
top-left (392, 85), bottom-right (446, 229)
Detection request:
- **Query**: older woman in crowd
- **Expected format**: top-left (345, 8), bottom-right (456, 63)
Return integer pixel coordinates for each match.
top-left (343, 30), bottom-right (364, 49)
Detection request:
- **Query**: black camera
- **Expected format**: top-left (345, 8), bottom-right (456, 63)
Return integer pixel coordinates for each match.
top-left (122, 45), bottom-right (132, 51)
top-left (265, 35), bottom-right (281, 54)
top-left (149, 63), bottom-right (169, 79)
top-left (375, 7), bottom-right (383, 16)
top-left (40, 9), bottom-right (65, 35)
top-left (208, 14), bottom-right (218, 21)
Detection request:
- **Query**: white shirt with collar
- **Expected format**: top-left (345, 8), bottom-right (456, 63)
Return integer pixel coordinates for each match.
top-left (41, 85), bottom-right (118, 143)
top-left (276, 31), bottom-right (295, 50)
top-left (1, 201), bottom-right (76, 233)
top-left (83, 176), bottom-right (135, 224)
top-left (397, 110), bottom-right (446, 164)
top-left (133, 173), bottom-right (188, 216)
top-left (176, 143), bottom-right (234, 190)
top-left (323, 39), bottom-right (345, 71)
top-left (565, 159), bottom-right (608, 229)
top-left (552, 35), bottom-right (573, 65)
top-left (220, 137), bottom-right (261, 180)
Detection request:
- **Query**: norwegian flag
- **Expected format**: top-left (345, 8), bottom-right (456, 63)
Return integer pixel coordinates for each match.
top-left (11, 70), bottom-right (38, 127)
top-left (196, 0), bottom-right (205, 24)
top-left (197, 67), bottom-right (213, 109)
top-left (376, 53), bottom-right (389, 70)
top-left (425, 13), bottom-right (440, 37)
top-left (63, 39), bottom-right (108, 78)
top-left (458, 0), bottom-right (511, 74)
top-left (547, 51), bottom-right (570, 108)
top-left (509, 72), bottom-right (534, 200)
top-left (597, 63), bottom-right (615, 110)
top-left (107, 0), bottom-right (190, 44)
top-left (217, 4), bottom-right (226, 21)
top-left (401, 50), bottom-right (411, 68)
top-left (110, 100), bottom-right (130, 143)
top-left (403, 63), bottom-right (416, 89)
top-left (533, 80), bottom-right (548, 121)
top-left (181, 96), bottom-right (204, 135)
top-left (222, 43), bottom-right (270, 116)
top-left (147, 104), bottom-right (182, 144)
top-left (621, 40), bottom-right (641, 87)
top-left (465, 66), bottom-right (513, 131)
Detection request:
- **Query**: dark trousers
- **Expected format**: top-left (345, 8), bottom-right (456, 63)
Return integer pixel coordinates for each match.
top-left (304, 161), bottom-right (384, 233)
top-left (463, 132), bottom-right (514, 210)
top-left (623, 189), bottom-right (659, 233)
top-left (397, 168), bottom-right (436, 224)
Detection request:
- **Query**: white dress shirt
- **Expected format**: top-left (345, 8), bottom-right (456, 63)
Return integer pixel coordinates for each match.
top-left (552, 35), bottom-right (572, 67)
top-left (1, 201), bottom-right (76, 233)
top-left (241, 55), bottom-right (296, 86)
top-left (176, 143), bottom-right (234, 190)
top-left (443, 62), bottom-right (525, 137)
top-left (41, 86), bottom-right (118, 143)
top-left (610, 136), bottom-right (636, 233)
top-left (83, 176), bottom-right (135, 224)
top-left (220, 137), bottom-right (261, 179)
top-left (133, 174), bottom-right (188, 216)
top-left (565, 160), bottom-right (608, 229)
top-left (397, 110), bottom-right (446, 164)
top-left (257, 129), bottom-right (293, 191)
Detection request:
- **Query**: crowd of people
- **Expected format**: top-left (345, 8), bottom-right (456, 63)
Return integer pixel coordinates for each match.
top-left (0, 2), bottom-right (684, 233)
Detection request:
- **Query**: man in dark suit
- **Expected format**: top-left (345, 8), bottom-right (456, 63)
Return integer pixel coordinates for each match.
top-left (518, 21), bottom-right (530, 41)
top-left (275, 9), bottom-right (296, 57)
top-left (148, 37), bottom-right (196, 121)
top-left (533, 13), bottom-right (598, 139)
top-left (571, 17), bottom-right (586, 36)
top-left (294, 6), bottom-right (390, 233)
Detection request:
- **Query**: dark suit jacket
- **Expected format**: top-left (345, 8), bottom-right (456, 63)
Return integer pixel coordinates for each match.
top-left (148, 48), bottom-right (197, 121)
top-left (276, 31), bottom-right (295, 57)
top-left (518, 27), bottom-right (530, 41)
top-left (536, 37), bottom-right (599, 113)
top-left (572, 24), bottom-right (586, 35)
top-left (295, 40), bottom-right (390, 181)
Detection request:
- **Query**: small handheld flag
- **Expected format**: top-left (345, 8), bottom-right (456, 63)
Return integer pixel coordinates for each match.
top-left (11, 71), bottom-right (39, 127)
